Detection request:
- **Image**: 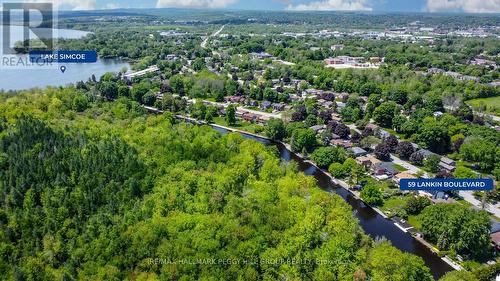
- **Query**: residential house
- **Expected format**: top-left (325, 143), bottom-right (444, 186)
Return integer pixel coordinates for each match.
top-left (272, 103), bottom-right (286, 111)
top-left (356, 155), bottom-right (381, 169)
top-left (260, 101), bottom-right (272, 110)
top-left (418, 149), bottom-right (437, 160)
top-left (245, 100), bottom-right (258, 107)
top-left (378, 129), bottom-right (391, 139)
top-left (242, 112), bottom-right (257, 122)
top-left (330, 44), bottom-right (345, 51)
top-left (330, 139), bottom-right (353, 148)
top-left (439, 157), bottom-right (456, 172)
top-left (365, 123), bottom-right (379, 132)
top-left (350, 147), bottom-right (368, 157)
top-left (250, 52), bottom-right (274, 59)
top-left (393, 172), bottom-right (417, 184)
top-left (428, 190), bottom-right (453, 204)
top-left (433, 111), bottom-right (443, 118)
top-left (310, 125), bottom-right (326, 134)
top-left (336, 101), bottom-right (346, 109)
top-left (372, 162), bottom-right (400, 178)
top-left (490, 221), bottom-right (500, 251)
top-left (440, 157), bottom-right (456, 166)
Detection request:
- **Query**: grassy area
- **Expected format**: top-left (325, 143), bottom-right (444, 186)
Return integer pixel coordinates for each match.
top-left (380, 196), bottom-right (407, 215)
top-left (466, 96), bottom-right (500, 116)
top-left (407, 215), bottom-right (422, 230)
top-left (456, 198), bottom-right (473, 208)
top-left (384, 128), bottom-right (406, 140)
top-left (212, 116), bottom-right (264, 134)
top-left (392, 163), bottom-right (408, 172)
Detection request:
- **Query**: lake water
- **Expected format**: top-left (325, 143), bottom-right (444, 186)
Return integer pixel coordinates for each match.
top-left (2, 26), bottom-right (92, 43)
top-left (0, 59), bottom-right (130, 91)
top-left (0, 27), bottom-right (130, 91)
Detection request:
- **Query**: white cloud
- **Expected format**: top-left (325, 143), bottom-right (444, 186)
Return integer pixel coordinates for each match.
top-left (156, 0), bottom-right (237, 9)
top-left (286, 0), bottom-right (372, 11)
top-left (427, 0), bottom-right (500, 13)
top-left (24, 0), bottom-right (96, 10)
top-left (104, 3), bottom-right (120, 9)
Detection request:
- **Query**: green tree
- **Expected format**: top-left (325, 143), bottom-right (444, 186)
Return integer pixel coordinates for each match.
top-left (414, 118), bottom-right (450, 154)
top-left (99, 81), bottom-right (118, 99)
top-left (329, 162), bottom-right (348, 178)
top-left (290, 128), bottom-right (316, 153)
top-left (72, 94), bottom-right (89, 112)
top-left (131, 82), bottom-right (149, 102)
top-left (265, 118), bottom-right (286, 141)
top-left (225, 104), bottom-right (237, 126)
top-left (361, 182), bottom-right (383, 206)
top-left (424, 155), bottom-right (441, 173)
top-left (368, 242), bottom-right (433, 281)
top-left (373, 101), bottom-right (398, 128)
top-left (190, 100), bottom-right (207, 119)
top-left (420, 203), bottom-right (492, 259)
top-left (453, 166), bottom-right (477, 178)
top-left (460, 138), bottom-right (498, 172)
top-left (404, 196), bottom-right (431, 216)
top-left (310, 146), bottom-right (347, 169)
top-left (439, 270), bottom-right (477, 281)
top-left (204, 106), bottom-right (218, 123)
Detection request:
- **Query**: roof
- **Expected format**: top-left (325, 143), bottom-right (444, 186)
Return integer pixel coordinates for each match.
top-left (491, 232), bottom-right (500, 245)
top-left (356, 155), bottom-right (381, 166)
top-left (350, 147), bottom-right (367, 155)
top-left (440, 157), bottom-right (456, 166)
top-left (373, 162), bottom-right (399, 175)
top-left (439, 162), bottom-right (456, 171)
top-left (418, 149), bottom-right (438, 158)
top-left (366, 123), bottom-right (379, 130)
top-left (491, 221), bottom-right (500, 234)
top-left (394, 172), bottom-right (417, 180)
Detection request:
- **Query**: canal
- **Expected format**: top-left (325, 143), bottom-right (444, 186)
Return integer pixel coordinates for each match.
top-left (212, 126), bottom-right (453, 279)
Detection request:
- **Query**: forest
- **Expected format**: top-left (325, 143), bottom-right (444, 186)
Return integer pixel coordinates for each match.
top-left (0, 89), bottom-right (439, 280)
top-left (2, 9), bottom-right (499, 280)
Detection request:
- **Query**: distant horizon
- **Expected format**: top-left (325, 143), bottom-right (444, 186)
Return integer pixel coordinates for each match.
top-left (59, 7), bottom-right (500, 16)
top-left (4, 0), bottom-right (499, 14)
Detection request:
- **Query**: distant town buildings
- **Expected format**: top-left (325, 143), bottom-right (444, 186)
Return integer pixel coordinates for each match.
top-left (324, 56), bottom-right (382, 69)
top-left (330, 44), bottom-right (345, 51)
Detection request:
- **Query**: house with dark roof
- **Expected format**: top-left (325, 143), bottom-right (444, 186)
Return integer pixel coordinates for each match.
top-left (260, 101), bottom-right (272, 110)
top-left (418, 149), bottom-right (437, 159)
top-left (371, 162), bottom-right (400, 177)
top-left (350, 147), bottom-right (368, 157)
top-left (356, 155), bottom-right (381, 169)
top-left (310, 125), bottom-right (326, 133)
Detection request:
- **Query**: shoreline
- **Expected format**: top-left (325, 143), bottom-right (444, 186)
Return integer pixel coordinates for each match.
top-left (143, 105), bottom-right (462, 273)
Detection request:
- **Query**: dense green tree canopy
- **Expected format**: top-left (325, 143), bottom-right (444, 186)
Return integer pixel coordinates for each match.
top-left (420, 204), bottom-right (492, 260)
top-left (0, 89), bottom-right (437, 280)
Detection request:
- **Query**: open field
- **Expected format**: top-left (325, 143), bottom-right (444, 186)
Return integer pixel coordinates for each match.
top-left (466, 96), bottom-right (500, 116)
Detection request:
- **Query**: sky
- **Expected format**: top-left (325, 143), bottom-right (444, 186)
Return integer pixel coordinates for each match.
top-left (1, 0), bottom-right (500, 13)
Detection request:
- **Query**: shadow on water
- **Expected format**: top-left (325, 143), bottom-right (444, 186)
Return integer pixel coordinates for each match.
top-left (215, 126), bottom-right (453, 279)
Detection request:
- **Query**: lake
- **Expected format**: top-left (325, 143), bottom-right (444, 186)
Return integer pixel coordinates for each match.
top-left (0, 27), bottom-right (130, 91)
top-left (0, 59), bottom-right (130, 91)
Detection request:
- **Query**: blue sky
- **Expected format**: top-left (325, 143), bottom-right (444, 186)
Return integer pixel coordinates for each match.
top-left (3, 0), bottom-right (500, 13)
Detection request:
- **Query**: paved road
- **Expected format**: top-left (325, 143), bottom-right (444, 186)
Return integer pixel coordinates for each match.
top-left (201, 25), bottom-right (225, 48)
top-left (444, 105), bottom-right (500, 122)
top-left (194, 99), bottom-right (282, 119)
top-left (390, 154), bottom-right (431, 178)
top-left (459, 190), bottom-right (500, 218)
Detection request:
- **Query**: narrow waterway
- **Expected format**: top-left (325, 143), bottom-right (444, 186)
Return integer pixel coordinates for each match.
top-left (212, 126), bottom-right (453, 279)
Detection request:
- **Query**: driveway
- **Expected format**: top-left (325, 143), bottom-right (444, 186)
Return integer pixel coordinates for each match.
top-left (459, 190), bottom-right (500, 218)
top-left (390, 154), bottom-right (430, 178)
